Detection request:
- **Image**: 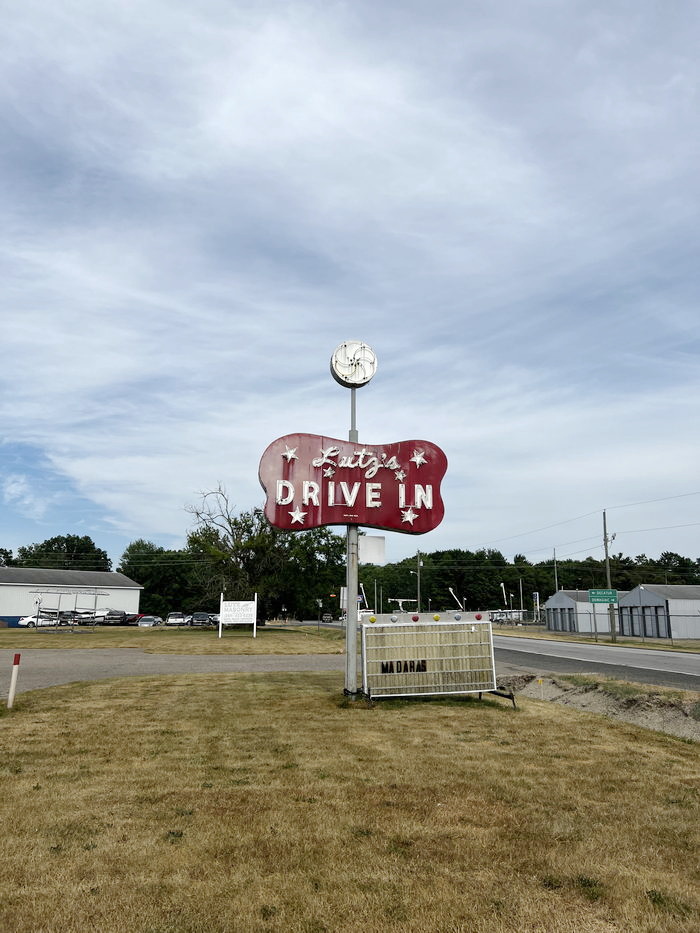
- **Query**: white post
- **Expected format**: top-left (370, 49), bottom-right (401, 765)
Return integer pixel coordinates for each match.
top-left (253, 593), bottom-right (258, 638)
top-left (7, 654), bottom-right (20, 709)
top-left (218, 592), bottom-right (223, 639)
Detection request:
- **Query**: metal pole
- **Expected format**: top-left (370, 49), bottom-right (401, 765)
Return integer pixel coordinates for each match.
top-left (345, 388), bottom-right (360, 695)
top-left (416, 551), bottom-right (422, 613)
top-left (603, 510), bottom-right (617, 642)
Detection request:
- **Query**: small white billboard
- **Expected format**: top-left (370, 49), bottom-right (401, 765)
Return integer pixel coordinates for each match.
top-left (359, 535), bottom-right (386, 566)
top-left (218, 594), bottom-right (258, 638)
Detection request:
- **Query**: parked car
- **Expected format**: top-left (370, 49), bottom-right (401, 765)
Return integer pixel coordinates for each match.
top-left (18, 615), bottom-right (60, 628)
top-left (89, 608), bottom-right (128, 625)
top-left (103, 609), bottom-right (128, 625)
top-left (189, 611), bottom-right (213, 626)
top-left (165, 612), bottom-right (188, 626)
top-left (137, 615), bottom-right (162, 627)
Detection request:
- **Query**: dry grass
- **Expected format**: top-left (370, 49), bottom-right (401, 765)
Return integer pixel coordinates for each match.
top-left (0, 625), bottom-right (345, 655)
top-left (1, 672), bottom-right (698, 933)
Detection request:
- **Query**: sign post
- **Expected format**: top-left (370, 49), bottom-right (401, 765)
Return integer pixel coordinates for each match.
top-left (589, 589), bottom-right (617, 639)
top-left (330, 342), bottom-right (377, 696)
top-left (258, 341), bottom-right (448, 698)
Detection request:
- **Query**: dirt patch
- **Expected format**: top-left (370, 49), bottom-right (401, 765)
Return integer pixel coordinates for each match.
top-left (498, 673), bottom-right (700, 742)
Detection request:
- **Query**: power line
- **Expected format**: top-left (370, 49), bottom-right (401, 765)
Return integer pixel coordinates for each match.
top-left (607, 491), bottom-right (700, 511)
top-left (477, 490), bottom-right (700, 551)
top-left (477, 509), bottom-right (601, 547)
top-left (613, 521), bottom-right (700, 536)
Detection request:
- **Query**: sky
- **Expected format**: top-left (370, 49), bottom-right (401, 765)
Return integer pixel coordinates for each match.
top-left (2, 0), bottom-right (700, 573)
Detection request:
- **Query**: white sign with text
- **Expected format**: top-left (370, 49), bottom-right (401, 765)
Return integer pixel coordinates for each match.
top-left (218, 594), bottom-right (258, 639)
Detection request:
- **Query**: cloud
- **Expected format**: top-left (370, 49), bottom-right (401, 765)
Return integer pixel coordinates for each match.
top-left (2, 474), bottom-right (52, 521)
top-left (0, 1), bottom-right (699, 567)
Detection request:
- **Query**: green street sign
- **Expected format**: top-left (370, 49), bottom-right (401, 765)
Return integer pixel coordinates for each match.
top-left (588, 588), bottom-right (618, 603)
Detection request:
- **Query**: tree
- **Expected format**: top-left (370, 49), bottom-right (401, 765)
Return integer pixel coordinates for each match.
top-left (185, 486), bottom-right (345, 620)
top-left (0, 548), bottom-right (14, 566)
top-left (15, 535), bottom-right (111, 571)
top-left (117, 540), bottom-right (196, 617)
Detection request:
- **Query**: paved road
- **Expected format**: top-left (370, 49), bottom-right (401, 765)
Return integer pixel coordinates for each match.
top-left (1, 637), bottom-right (698, 698)
top-left (493, 635), bottom-right (700, 691)
top-left (0, 649), bottom-right (344, 699)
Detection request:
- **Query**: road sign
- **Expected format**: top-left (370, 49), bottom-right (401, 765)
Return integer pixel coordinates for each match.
top-left (588, 588), bottom-right (618, 603)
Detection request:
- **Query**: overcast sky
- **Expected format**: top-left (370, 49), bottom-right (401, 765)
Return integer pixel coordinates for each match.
top-left (2, 0), bottom-right (699, 571)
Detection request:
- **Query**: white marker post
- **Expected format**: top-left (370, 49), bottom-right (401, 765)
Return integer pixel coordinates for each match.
top-left (7, 653), bottom-right (21, 709)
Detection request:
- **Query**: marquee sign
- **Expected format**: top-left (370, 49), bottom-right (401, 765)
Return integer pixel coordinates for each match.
top-left (258, 433), bottom-right (447, 533)
top-left (361, 620), bottom-right (497, 699)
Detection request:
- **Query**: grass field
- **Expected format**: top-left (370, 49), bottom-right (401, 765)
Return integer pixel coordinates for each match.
top-left (1, 671), bottom-right (698, 932)
top-left (0, 624), bottom-right (345, 655)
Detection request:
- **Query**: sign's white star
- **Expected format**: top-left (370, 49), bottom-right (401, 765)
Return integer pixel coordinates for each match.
top-left (410, 449), bottom-right (427, 467)
top-left (394, 469), bottom-right (406, 481)
top-left (323, 467), bottom-right (335, 478)
top-left (282, 447), bottom-right (298, 462)
top-left (401, 507), bottom-right (418, 525)
top-left (289, 506), bottom-right (307, 524)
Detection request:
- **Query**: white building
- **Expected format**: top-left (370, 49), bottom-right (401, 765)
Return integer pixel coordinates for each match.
top-left (0, 567), bottom-right (142, 626)
top-left (543, 590), bottom-right (624, 635)
top-left (618, 585), bottom-right (700, 640)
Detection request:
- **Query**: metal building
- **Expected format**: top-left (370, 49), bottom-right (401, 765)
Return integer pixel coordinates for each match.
top-left (0, 567), bottom-right (142, 626)
top-left (543, 590), bottom-right (622, 635)
top-left (618, 585), bottom-right (700, 640)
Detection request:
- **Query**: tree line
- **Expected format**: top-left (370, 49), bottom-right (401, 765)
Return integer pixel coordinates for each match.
top-left (358, 548), bottom-right (700, 614)
top-left (2, 490), bottom-right (699, 618)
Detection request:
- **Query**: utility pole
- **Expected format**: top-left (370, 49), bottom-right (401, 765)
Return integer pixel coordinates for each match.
top-left (603, 509), bottom-right (617, 642)
top-left (553, 548), bottom-right (558, 592)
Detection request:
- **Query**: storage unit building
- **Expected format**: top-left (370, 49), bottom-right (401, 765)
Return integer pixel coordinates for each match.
top-left (543, 590), bottom-right (623, 634)
top-left (618, 585), bottom-right (700, 640)
top-left (0, 567), bottom-right (142, 626)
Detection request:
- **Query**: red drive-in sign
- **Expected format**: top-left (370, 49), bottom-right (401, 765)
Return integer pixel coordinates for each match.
top-left (259, 433), bottom-right (447, 533)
